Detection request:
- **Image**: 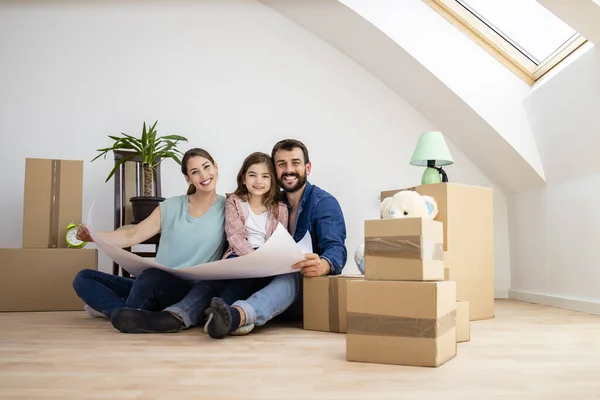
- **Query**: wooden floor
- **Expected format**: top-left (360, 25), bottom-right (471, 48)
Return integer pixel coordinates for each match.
top-left (1, 299), bottom-right (600, 399)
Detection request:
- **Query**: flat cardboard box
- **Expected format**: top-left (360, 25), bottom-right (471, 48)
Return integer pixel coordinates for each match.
top-left (456, 300), bottom-right (470, 343)
top-left (381, 184), bottom-right (494, 320)
top-left (364, 218), bottom-right (444, 281)
top-left (22, 158), bottom-right (84, 249)
top-left (0, 248), bottom-right (98, 312)
top-left (303, 274), bottom-right (363, 333)
top-left (346, 280), bottom-right (457, 367)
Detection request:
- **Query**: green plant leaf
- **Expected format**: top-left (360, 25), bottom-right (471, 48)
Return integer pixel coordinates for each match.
top-left (104, 154), bottom-right (138, 183)
top-left (159, 135), bottom-right (188, 141)
top-left (91, 147), bottom-right (113, 162)
top-left (154, 141), bottom-right (179, 154)
top-left (154, 152), bottom-right (183, 166)
top-left (118, 134), bottom-right (143, 153)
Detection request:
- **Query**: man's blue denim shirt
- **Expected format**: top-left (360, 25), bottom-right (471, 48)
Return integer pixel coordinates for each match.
top-left (284, 181), bottom-right (348, 275)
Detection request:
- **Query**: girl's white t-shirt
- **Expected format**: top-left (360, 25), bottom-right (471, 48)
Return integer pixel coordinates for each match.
top-left (240, 201), bottom-right (269, 248)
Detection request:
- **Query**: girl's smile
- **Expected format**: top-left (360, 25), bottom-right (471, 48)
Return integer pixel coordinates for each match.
top-left (244, 163), bottom-right (272, 197)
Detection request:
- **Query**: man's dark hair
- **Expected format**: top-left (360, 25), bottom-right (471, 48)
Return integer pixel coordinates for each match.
top-left (271, 139), bottom-right (310, 164)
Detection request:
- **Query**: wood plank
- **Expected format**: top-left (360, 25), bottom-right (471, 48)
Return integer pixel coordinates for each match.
top-left (1, 300), bottom-right (599, 399)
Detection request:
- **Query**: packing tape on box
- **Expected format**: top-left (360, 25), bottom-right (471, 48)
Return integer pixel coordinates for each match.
top-left (346, 310), bottom-right (456, 338)
top-left (48, 160), bottom-right (61, 248)
top-left (328, 278), bottom-right (340, 332)
top-left (365, 235), bottom-right (443, 260)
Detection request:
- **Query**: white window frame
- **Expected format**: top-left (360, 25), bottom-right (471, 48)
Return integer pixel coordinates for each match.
top-left (425, 0), bottom-right (587, 84)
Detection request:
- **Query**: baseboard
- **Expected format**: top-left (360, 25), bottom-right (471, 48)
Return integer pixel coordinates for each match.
top-left (509, 290), bottom-right (600, 316)
top-left (494, 289), bottom-right (509, 299)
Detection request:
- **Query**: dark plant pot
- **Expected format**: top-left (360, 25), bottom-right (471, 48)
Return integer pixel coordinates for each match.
top-left (130, 196), bottom-right (166, 223)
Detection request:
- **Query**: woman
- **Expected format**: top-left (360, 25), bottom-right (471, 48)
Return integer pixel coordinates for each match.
top-left (72, 147), bottom-right (226, 333)
top-left (108, 151), bottom-right (289, 334)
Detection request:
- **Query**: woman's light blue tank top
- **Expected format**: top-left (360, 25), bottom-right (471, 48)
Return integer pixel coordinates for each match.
top-left (155, 194), bottom-right (226, 269)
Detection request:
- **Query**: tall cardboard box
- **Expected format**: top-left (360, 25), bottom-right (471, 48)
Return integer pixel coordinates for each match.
top-left (364, 218), bottom-right (444, 281)
top-left (303, 275), bottom-right (363, 333)
top-left (22, 158), bottom-right (84, 249)
top-left (0, 248), bottom-right (98, 312)
top-left (381, 183), bottom-right (494, 320)
top-left (456, 300), bottom-right (470, 343)
top-left (346, 280), bottom-right (457, 367)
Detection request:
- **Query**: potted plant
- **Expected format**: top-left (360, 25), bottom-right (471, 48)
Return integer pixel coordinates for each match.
top-left (93, 120), bottom-right (188, 222)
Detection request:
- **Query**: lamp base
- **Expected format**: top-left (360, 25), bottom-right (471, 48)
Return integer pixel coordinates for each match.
top-left (421, 167), bottom-right (441, 184)
top-left (421, 166), bottom-right (449, 185)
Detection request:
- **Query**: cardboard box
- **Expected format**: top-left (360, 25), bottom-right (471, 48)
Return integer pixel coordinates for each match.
top-left (303, 274), bottom-right (363, 333)
top-left (445, 254), bottom-right (493, 322)
top-left (381, 184), bottom-right (494, 320)
top-left (346, 280), bottom-right (457, 367)
top-left (456, 300), bottom-right (470, 343)
top-left (0, 248), bottom-right (97, 312)
top-left (22, 158), bottom-right (84, 249)
top-left (364, 218), bottom-right (444, 281)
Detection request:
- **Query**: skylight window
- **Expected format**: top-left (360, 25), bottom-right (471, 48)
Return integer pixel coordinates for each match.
top-left (428, 0), bottom-right (587, 84)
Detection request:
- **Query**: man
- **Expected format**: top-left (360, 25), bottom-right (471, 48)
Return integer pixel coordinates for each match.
top-left (205, 138), bottom-right (348, 338)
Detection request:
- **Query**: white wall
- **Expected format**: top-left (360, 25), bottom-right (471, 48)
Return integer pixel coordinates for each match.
top-left (339, 0), bottom-right (546, 185)
top-left (510, 45), bottom-right (600, 311)
top-left (0, 0), bottom-right (510, 295)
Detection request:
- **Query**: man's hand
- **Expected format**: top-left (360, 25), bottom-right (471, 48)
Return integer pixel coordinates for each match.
top-left (292, 253), bottom-right (329, 277)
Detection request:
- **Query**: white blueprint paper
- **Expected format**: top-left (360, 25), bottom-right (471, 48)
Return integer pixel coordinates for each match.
top-left (86, 198), bottom-right (311, 280)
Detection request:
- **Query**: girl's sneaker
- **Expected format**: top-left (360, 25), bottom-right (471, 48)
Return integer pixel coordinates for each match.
top-left (203, 312), bottom-right (255, 335)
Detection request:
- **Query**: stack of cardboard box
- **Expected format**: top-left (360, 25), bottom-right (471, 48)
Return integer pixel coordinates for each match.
top-left (0, 158), bottom-right (98, 312)
top-left (381, 183), bottom-right (494, 322)
top-left (301, 183), bottom-right (492, 366)
top-left (345, 217), bottom-right (458, 367)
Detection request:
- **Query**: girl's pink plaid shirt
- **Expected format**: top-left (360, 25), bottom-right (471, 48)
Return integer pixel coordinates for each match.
top-left (222, 193), bottom-right (289, 259)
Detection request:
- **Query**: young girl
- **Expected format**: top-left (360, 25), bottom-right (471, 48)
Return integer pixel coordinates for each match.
top-left (223, 151), bottom-right (288, 259)
top-left (202, 151), bottom-right (288, 335)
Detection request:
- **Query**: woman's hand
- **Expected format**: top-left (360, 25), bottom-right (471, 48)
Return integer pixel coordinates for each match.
top-left (76, 224), bottom-right (93, 243)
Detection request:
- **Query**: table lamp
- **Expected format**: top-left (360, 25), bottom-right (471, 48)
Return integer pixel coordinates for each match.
top-left (409, 131), bottom-right (454, 184)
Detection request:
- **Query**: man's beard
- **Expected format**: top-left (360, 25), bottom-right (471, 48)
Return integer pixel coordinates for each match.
top-left (278, 172), bottom-right (307, 193)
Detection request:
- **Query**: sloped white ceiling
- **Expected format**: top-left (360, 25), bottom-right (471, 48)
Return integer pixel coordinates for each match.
top-left (259, 0), bottom-right (547, 193)
top-left (539, 0), bottom-right (600, 44)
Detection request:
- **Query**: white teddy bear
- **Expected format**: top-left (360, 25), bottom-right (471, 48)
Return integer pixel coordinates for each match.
top-left (354, 190), bottom-right (438, 274)
top-left (380, 190), bottom-right (438, 220)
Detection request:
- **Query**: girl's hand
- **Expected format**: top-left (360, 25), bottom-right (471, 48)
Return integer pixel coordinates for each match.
top-left (76, 224), bottom-right (93, 243)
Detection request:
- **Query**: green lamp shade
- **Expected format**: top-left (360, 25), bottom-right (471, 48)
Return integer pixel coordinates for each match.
top-left (409, 131), bottom-right (454, 167)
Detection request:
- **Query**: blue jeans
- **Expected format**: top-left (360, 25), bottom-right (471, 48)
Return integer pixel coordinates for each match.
top-left (232, 271), bottom-right (303, 326)
top-left (72, 268), bottom-right (192, 317)
top-left (164, 253), bottom-right (260, 328)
